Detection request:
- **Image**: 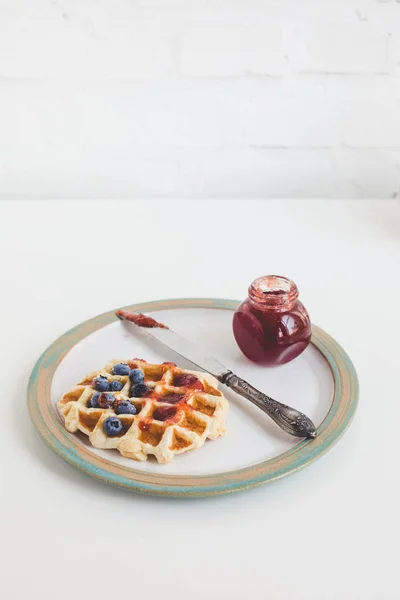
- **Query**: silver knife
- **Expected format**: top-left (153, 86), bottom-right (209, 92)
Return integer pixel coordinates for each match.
top-left (116, 310), bottom-right (317, 439)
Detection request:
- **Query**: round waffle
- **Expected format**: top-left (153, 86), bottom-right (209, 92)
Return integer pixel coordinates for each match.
top-left (57, 358), bottom-right (228, 463)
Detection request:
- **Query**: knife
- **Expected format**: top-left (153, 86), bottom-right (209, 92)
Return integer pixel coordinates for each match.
top-left (116, 310), bottom-right (317, 439)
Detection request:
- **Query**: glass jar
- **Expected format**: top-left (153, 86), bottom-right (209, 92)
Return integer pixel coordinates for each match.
top-left (232, 275), bottom-right (311, 366)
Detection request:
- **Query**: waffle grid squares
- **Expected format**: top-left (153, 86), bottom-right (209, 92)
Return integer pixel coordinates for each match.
top-left (57, 358), bottom-right (228, 463)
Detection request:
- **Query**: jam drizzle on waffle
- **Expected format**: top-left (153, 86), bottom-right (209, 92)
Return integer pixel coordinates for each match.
top-left (57, 358), bottom-right (228, 463)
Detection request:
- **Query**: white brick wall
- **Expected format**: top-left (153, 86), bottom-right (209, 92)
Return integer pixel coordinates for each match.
top-left (180, 23), bottom-right (284, 77)
top-left (0, 0), bottom-right (399, 198)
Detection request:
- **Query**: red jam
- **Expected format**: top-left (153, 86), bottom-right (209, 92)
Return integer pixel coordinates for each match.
top-left (161, 393), bottom-right (186, 405)
top-left (116, 310), bottom-right (168, 329)
top-left (233, 276), bottom-right (311, 366)
top-left (173, 373), bottom-right (204, 390)
top-left (153, 406), bottom-right (177, 422)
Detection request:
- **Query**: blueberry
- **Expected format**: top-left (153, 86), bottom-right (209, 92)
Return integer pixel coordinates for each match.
top-left (97, 392), bottom-right (115, 408)
top-left (112, 363), bottom-right (130, 376)
top-left (129, 369), bottom-right (145, 384)
top-left (94, 376), bottom-right (110, 392)
top-left (103, 416), bottom-right (123, 436)
top-left (130, 382), bottom-right (149, 398)
top-left (88, 392), bottom-right (100, 408)
top-left (115, 401), bottom-right (137, 416)
top-left (109, 380), bottom-right (124, 392)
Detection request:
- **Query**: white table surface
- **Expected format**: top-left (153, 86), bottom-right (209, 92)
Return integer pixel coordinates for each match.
top-left (1, 199), bottom-right (399, 600)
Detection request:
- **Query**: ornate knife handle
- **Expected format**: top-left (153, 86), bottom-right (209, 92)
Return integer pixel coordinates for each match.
top-left (221, 371), bottom-right (317, 439)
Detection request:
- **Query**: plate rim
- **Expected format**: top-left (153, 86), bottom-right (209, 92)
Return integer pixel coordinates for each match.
top-left (27, 298), bottom-right (359, 497)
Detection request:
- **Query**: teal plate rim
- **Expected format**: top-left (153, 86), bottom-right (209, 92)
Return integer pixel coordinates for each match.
top-left (27, 298), bottom-right (359, 498)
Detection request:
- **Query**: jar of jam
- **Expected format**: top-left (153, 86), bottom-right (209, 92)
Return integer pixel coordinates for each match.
top-left (233, 275), bottom-right (311, 366)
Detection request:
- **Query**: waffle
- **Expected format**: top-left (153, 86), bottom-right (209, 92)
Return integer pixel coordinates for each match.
top-left (57, 358), bottom-right (228, 463)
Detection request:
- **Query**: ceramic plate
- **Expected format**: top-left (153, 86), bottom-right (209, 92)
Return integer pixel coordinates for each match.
top-left (28, 298), bottom-right (358, 497)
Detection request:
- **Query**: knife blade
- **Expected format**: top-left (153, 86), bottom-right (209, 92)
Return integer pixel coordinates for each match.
top-left (116, 310), bottom-right (317, 439)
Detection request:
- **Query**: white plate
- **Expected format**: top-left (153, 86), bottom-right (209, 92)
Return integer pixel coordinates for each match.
top-left (28, 298), bottom-right (358, 496)
top-left (52, 307), bottom-right (333, 476)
